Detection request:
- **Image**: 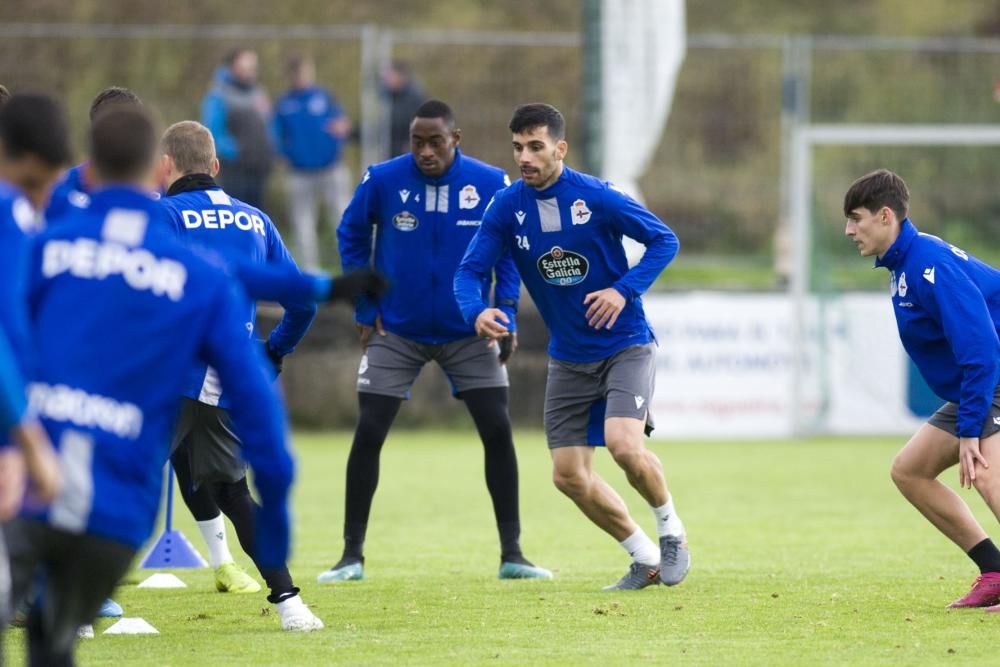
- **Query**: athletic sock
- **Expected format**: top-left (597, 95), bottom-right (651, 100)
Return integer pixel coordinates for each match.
top-left (651, 496), bottom-right (685, 538)
top-left (196, 514), bottom-right (234, 569)
top-left (620, 527), bottom-right (659, 566)
top-left (498, 521), bottom-right (529, 564)
top-left (967, 538), bottom-right (1000, 573)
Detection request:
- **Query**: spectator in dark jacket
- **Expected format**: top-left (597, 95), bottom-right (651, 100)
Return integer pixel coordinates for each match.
top-left (380, 61), bottom-right (427, 157)
top-left (202, 48), bottom-right (274, 208)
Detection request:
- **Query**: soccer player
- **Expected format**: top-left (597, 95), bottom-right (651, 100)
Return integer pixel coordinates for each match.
top-left (47, 86), bottom-right (143, 221)
top-left (324, 99), bottom-right (550, 582)
top-left (6, 106), bottom-right (305, 665)
top-left (843, 169), bottom-right (1000, 611)
top-left (157, 120), bottom-right (321, 623)
top-left (455, 103), bottom-right (689, 590)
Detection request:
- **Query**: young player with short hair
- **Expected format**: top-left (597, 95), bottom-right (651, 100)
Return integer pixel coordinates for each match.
top-left (844, 169), bottom-right (1000, 611)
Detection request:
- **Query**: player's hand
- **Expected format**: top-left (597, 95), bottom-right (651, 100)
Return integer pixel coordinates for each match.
top-left (12, 419), bottom-right (62, 507)
top-left (329, 269), bottom-right (389, 304)
top-left (959, 436), bottom-right (988, 489)
top-left (475, 308), bottom-right (510, 341)
top-left (259, 339), bottom-right (284, 376)
top-left (357, 315), bottom-right (386, 351)
top-left (498, 332), bottom-right (518, 364)
top-left (583, 287), bottom-right (626, 330)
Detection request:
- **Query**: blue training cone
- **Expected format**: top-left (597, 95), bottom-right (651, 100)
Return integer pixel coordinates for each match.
top-left (140, 465), bottom-right (208, 569)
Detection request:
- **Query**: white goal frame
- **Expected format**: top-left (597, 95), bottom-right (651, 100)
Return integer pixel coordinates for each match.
top-left (787, 124), bottom-right (1000, 434)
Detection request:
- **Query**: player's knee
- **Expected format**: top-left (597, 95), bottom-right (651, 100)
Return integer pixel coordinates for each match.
top-left (552, 467), bottom-right (588, 498)
top-left (606, 438), bottom-right (645, 472)
top-left (972, 465), bottom-right (1000, 499)
top-left (889, 454), bottom-right (917, 488)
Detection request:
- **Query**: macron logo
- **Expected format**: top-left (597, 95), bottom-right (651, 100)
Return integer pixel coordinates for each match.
top-left (923, 267), bottom-right (935, 284)
top-left (634, 395), bottom-right (645, 409)
top-left (399, 189), bottom-right (410, 203)
top-left (515, 211), bottom-right (526, 225)
top-left (994, 416), bottom-right (1000, 427)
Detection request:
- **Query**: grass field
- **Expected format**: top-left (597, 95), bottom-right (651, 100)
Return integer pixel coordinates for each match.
top-left (6, 430), bottom-right (1000, 665)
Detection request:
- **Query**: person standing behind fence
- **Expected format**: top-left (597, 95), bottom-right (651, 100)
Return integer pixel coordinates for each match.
top-left (380, 61), bottom-right (427, 157)
top-left (275, 55), bottom-right (353, 270)
top-left (202, 48), bottom-right (274, 209)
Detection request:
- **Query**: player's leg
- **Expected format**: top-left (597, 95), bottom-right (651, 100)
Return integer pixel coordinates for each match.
top-left (286, 170), bottom-right (321, 270)
top-left (318, 333), bottom-right (423, 583)
top-left (439, 336), bottom-right (549, 578)
top-left (544, 351), bottom-right (664, 590)
top-left (891, 421), bottom-right (1000, 607)
top-left (602, 343), bottom-right (689, 585)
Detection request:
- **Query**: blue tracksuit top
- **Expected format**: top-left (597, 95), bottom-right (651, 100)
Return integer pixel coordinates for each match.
top-left (160, 181), bottom-right (317, 408)
top-left (455, 166), bottom-right (679, 363)
top-left (275, 86), bottom-right (346, 171)
top-left (23, 186), bottom-right (293, 556)
top-left (875, 219), bottom-right (1000, 437)
top-left (337, 149), bottom-right (520, 343)
top-left (0, 180), bottom-right (41, 375)
top-left (46, 163), bottom-right (91, 223)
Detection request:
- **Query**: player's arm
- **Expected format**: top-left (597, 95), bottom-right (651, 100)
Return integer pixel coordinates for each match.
top-left (200, 280), bottom-right (295, 569)
top-left (455, 197), bottom-right (512, 340)
top-left (584, 187), bottom-right (680, 330)
top-left (263, 220), bottom-right (318, 360)
top-left (926, 259), bottom-right (1000, 487)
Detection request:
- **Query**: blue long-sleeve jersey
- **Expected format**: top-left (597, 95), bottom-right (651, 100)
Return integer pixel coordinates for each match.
top-left (0, 180), bottom-right (41, 377)
top-left (161, 179), bottom-right (316, 407)
top-left (46, 163), bottom-right (91, 223)
top-left (337, 149), bottom-right (520, 343)
top-left (455, 166), bottom-right (679, 363)
top-left (0, 327), bottom-right (27, 433)
top-left (23, 186), bottom-right (293, 561)
top-left (275, 86), bottom-right (346, 171)
top-left (875, 219), bottom-right (1000, 437)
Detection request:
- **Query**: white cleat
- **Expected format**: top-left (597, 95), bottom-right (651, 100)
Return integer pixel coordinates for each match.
top-left (275, 595), bottom-right (324, 632)
top-left (77, 624), bottom-right (95, 639)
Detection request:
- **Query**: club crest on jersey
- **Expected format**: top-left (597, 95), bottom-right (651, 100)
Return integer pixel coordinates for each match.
top-left (459, 185), bottom-right (481, 210)
top-left (537, 246), bottom-right (589, 286)
top-left (392, 210), bottom-right (418, 232)
top-left (570, 199), bottom-right (591, 225)
top-left (897, 272), bottom-right (908, 297)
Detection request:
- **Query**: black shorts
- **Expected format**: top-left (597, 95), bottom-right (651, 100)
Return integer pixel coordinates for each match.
top-left (170, 398), bottom-right (245, 486)
top-left (926, 385), bottom-right (1000, 439)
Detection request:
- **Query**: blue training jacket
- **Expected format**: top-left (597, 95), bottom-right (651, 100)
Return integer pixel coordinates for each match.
top-left (455, 166), bottom-right (679, 363)
top-left (0, 179), bottom-right (40, 376)
top-left (160, 179), bottom-right (317, 408)
top-left (46, 163), bottom-right (92, 223)
top-left (875, 219), bottom-right (1000, 437)
top-left (337, 149), bottom-right (520, 344)
top-left (275, 86), bottom-right (346, 171)
top-left (23, 186), bottom-right (293, 564)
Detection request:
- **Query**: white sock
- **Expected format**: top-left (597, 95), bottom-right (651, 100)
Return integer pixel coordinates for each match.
top-left (651, 496), bottom-right (685, 538)
top-left (197, 514), bottom-right (233, 569)
top-left (620, 527), bottom-right (659, 566)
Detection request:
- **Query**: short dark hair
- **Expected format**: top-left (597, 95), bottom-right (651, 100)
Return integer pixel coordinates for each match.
top-left (0, 93), bottom-right (72, 167)
top-left (286, 54), bottom-right (312, 77)
top-left (413, 99), bottom-right (455, 128)
top-left (509, 103), bottom-right (565, 141)
top-left (843, 169), bottom-right (909, 219)
top-left (0, 84), bottom-right (10, 109)
top-left (90, 108), bottom-right (157, 182)
top-left (388, 60), bottom-right (411, 77)
top-left (89, 86), bottom-right (142, 123)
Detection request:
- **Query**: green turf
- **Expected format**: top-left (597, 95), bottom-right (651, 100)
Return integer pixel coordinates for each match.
top-left (6, 431), bottom-right (999, 665)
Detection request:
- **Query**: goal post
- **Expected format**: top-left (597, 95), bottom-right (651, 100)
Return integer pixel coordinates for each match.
top-left (787, 124), bottom-right (1000, 435)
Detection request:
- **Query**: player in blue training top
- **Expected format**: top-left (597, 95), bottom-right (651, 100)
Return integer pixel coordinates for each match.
top-left (455, 103), bottom-right (688, 591)
top-left (158, 119), bottom-right (324, 627)
top-left (6, 107), bottom-right (304, 665)
top-left (47, 86), bottom-right (144, 224)
top-left (844, 169), bottom-right (1000, 611)
top-left (325, 99), bottom-right (551, 583)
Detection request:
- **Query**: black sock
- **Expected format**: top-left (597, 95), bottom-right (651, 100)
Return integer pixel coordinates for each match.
top-left (170, 442), bottom-right (221, 521)
top-left (210, 477), bottom-right (296, 601)
top-left (341, 392), bottom-right (402, 564)
top-left (968, 538), bottom-right (1000, 573)
top-left (462, 387), bottom-right (526, 563)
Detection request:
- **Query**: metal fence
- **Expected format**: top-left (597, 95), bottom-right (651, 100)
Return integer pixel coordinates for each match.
top-left (2, 25), bottom-right (999, 289)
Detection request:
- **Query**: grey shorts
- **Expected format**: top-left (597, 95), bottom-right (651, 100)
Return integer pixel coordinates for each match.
top-left (544, 343), bottom-right (657, 449)
top-left (927, 385), bottom-right (1000, 439)
top-left (357, 331), bottom-right (508, 399)
top-left (170, 398), bottom-right (245, 486)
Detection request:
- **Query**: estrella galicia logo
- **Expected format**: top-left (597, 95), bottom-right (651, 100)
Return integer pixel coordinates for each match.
top-left (537, 246), bottom-right (589, 286)
top-left (392, 210), bottom-right (418, 231)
